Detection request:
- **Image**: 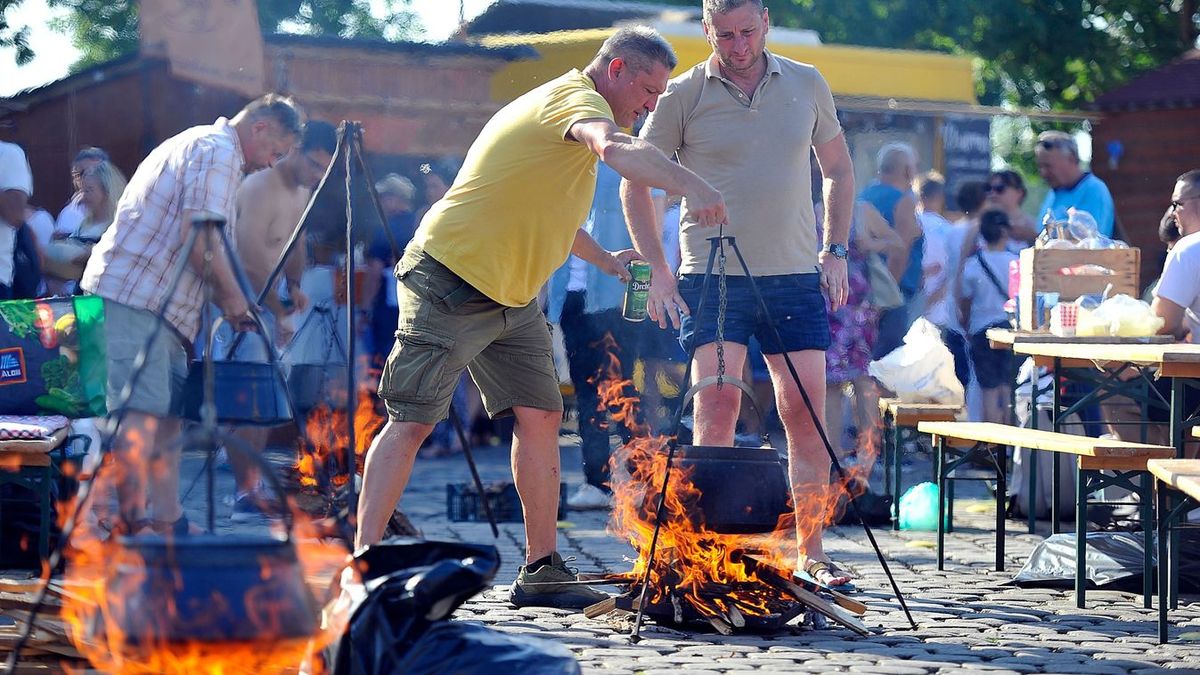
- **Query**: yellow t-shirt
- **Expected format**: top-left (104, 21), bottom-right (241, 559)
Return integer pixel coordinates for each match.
top-left (412, 70), bottom-right (614, 307)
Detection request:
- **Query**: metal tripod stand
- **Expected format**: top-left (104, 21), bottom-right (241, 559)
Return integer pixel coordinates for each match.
top-left (631, 232), bottom-right (917, 641)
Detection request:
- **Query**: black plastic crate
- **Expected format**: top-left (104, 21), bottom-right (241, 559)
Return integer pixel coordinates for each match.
top-left (446, 481), bottom-right (567, 522)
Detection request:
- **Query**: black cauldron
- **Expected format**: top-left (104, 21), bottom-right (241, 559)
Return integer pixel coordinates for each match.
top-left (672, 444), bottom-right (791, 534)
top-left (103, 533), bottom-right (319, 644)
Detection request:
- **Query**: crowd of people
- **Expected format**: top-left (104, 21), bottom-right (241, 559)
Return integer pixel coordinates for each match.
top-left (5, 0), bottom-right (1200, 614)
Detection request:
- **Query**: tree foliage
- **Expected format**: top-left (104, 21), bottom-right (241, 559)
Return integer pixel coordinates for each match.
top-left (1, 0), bottom-right (34, 65)
top-left (665, 0), bottom-right (1199, 111)
top-left (45, 0), bottom-right (419, 70)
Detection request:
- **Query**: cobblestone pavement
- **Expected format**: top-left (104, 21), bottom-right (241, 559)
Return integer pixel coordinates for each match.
top-left (183, 435), bottom-right (1200, 674)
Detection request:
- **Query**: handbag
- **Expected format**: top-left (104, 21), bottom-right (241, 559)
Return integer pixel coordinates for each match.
top-left (865, 252), bottom-right (904, 310)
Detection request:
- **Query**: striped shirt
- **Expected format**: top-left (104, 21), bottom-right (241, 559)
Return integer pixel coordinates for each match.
top-left (81, 118), bottom-right (244, 341)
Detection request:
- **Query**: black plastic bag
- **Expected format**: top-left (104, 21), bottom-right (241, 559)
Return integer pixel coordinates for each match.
top-left (329, 537), bottom-right (580, 675)
top-left (397, 621), bottom-right (580, 674)
top-left (329, 538), bottom-right (497, 674)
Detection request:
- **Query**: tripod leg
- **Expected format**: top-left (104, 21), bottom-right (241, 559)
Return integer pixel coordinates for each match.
top-left (726, 240), bottom-right (918, 630)
top-left (631, 236), bottom-right (723, 643)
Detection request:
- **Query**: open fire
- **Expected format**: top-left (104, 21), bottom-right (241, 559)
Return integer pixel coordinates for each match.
top-left (590, 335), bottom-right (877, 634)
top-left (49, 422), bottom-right (353, 674)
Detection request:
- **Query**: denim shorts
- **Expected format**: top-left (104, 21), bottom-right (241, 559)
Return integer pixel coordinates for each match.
top-left (676, 272), bottom-right (831, 354)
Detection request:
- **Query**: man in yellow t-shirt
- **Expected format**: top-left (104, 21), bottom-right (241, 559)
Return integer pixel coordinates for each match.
top-left (356, 26), bottom-right (728, 609)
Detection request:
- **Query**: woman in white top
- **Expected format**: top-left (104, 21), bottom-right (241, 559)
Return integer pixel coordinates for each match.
top-left (44, 161), bottom-right (126, 292)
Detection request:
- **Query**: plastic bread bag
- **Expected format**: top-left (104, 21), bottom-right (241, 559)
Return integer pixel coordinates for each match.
top-left (868, 317), bottom-right (966, 406)
top-left (1075, 294), bottom-right (1164, 337)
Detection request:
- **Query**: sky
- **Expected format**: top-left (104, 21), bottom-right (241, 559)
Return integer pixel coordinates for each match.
top-left (0, 0), bottom-right (498, 97)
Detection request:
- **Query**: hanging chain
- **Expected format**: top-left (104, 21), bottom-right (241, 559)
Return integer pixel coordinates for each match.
top-left (715, 233), bottom-right (728, 388)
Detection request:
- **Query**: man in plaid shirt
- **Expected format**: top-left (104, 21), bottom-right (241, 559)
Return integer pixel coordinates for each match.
top-left (81, 94), bottom-right (302, 536)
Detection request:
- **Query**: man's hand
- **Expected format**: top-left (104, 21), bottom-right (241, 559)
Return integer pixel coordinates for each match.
top-left (647, 268), bottom-right (688, 330)
top-left (217, 293), bottom-right (255, 332)
top-left (819, 251), bottom-right (850, 312)
top-left (274, 312), bottom-right (296, 349)
top-left (596, 248), bottom-right (645, 283)
top-left (287, 284), bottom-right (310, 315)
top-left (683, 181), bottom-right (728, 228)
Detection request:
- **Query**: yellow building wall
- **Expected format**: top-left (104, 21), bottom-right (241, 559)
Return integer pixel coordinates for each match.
top-left (483, 28), bottom-right (976, 105)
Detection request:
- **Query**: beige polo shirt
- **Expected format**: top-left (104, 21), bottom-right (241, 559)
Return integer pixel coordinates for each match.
top-left (640, 51), bottom-right (842, 276)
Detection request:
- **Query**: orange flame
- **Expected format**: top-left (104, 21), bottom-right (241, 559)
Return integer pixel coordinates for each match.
top-left (598, 333), bottom-right (879, 615)
top-left (296, 365), bottom-right (385, 491)
top-left (50, 416), bottom-right (354, 673)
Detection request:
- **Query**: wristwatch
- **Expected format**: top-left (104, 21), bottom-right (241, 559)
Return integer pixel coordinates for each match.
top-left (823, 243), bottom-right (848, 260)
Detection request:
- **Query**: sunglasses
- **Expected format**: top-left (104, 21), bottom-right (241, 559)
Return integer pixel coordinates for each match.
top-left (986, 184), bottom-right (1009, 194)
top-left (1171, 196), bottom-right (1199, 210)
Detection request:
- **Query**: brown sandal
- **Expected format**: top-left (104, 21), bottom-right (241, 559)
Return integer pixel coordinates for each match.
top-left (804, 559), bottom-right (857, 592)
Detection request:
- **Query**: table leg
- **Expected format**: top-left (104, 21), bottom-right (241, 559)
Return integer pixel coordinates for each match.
top-left (1052, 357), bottom-right (1063, 534)
top-left (937, 436), bottom-right (946, 571)
top-left (1075, 466), bottom-right (1088, 609)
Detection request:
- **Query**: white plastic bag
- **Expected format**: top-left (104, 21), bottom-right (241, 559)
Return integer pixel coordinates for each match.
top-left (1075, 294), bottom-right (1164, 337)
top-left (868, 318), bottom-right (965, 405)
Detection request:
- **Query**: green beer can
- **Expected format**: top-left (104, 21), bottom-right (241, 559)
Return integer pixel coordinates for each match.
top-left (623, 261), bottom-right (652, 322)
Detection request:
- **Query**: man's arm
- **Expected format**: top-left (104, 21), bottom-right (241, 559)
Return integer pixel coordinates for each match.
top-left (0, 189), bottom-right (27, 228)
top-left (570, 119), bottom-right (725, 227)
top-left (569, 228), bottom-right (640, 282)
top-left (573, 117), bottom-right (725, 329)
top-left (814, 132), bottom-right (855, 310)
top-left (1151, 296), bottom-right (1187, 341)
top-left (888, 193), bottom-right (921, 284)
top-left (185, 208), bottom-right (252, 329)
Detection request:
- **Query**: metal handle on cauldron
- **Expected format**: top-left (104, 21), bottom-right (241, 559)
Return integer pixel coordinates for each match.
top-left (679, 375), bottom-right (771, 447)
top-left (194, 313), bottom-right (301, 539)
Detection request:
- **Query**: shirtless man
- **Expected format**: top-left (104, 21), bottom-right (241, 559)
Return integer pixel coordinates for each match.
top-left (226, 120), bottom-right (336, 520)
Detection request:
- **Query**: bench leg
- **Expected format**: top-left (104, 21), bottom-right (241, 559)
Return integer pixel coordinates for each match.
top-left (1141, 478), bottom-right (1154, 609)
top-left (937, 436), bottom-right (946, 571)
top-left (995, 444), bottom-right (1006, 572)
top-left (947, 476), bottom-right (956, 534)
top-left (893, 422), bottom-right (904, 531)
top-left (1052, 451), bottom-right (1062, 535)
top-left (1158, 485), bottom-right (1170, 644)
top-left (882, 415), bottom-right (893, 499)
top-left (1075, 468), bottom-right (1088, 609)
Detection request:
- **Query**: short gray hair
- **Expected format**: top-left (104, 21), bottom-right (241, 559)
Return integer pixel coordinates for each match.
top-left (703, 0), bottom-right (764, 22)
top-left (1036, 130), bottom-right (1079, 161)
top-left (596, 26), bottom-right (677, 73)
top-left (877, 142), bottom-right (916, 175)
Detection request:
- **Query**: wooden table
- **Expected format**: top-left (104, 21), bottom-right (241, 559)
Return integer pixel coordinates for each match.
top-left (1148, 458), bottom-right (1200, 642)
top-left (1009, 340), bottom-right (1200, 533)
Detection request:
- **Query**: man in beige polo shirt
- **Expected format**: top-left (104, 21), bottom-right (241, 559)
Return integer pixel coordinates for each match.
top-left (621, 0), bottom-right (857, 588)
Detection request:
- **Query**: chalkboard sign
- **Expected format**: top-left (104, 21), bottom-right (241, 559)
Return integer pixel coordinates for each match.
top-left (942, 115), bottom-right (992, 211)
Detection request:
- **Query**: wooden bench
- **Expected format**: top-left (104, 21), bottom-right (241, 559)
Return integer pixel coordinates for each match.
top-left (918, 421), bottom-right (1173, 608)
top-left (1148, 458), bottom-right (1200, 643)
top-left (878, 398), bottom-right (962, 530)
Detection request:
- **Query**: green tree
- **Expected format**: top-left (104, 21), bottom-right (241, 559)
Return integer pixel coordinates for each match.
top-left (47, 0), bottom-right (419, 70)
top-left (1, 0), bottom-right (33, 65)
top-left (665, 0), bottom-right (1199, 110)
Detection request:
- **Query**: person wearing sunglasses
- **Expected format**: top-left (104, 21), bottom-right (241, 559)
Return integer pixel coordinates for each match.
top-left (1151, 169), bottom-right (1200, 342)
top-left (983, 169), bottom-right (1038, 244)
top-left (1034, 130), bottom-right (1115, 237)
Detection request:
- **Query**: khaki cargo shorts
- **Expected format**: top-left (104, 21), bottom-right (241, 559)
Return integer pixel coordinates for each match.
top-left (377, 247), bottom-right (563, 424)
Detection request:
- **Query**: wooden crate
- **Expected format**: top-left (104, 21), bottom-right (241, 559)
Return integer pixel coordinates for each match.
top-left (1017, 247), bottom-right (1140, 331)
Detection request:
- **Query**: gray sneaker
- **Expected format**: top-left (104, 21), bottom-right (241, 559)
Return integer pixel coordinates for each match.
top-left (508, 552), bottom-right (610, 609)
